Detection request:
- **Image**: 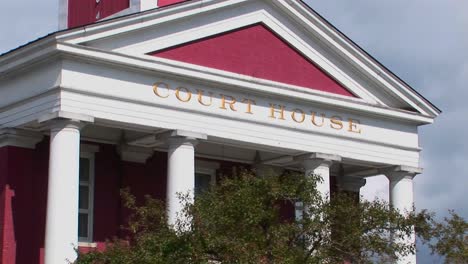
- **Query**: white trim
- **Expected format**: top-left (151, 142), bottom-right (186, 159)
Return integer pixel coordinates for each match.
top-left (0, 128), bottom-right (43, 149)
top-left (112, 10), bottom-right (377, 104)
top-left (78, 152), bottom-right (96, 243)
top-left (196, 159), bottom-right (220, 186)
top-left (55, 43), bottom-right (434, 125)
top-left (78, 242), bottom-right (98, 248)
top-left (38, 111), bottom-right (95, 124)
top-left (0, 0), bottom-right (439, 119)
top-left (283, 0), bottom-right (440, 117)
top-left (81, 143), bottom-right (100, 154)
top-left (58, 0), bottom-right (69, 30)
top-left (46, 0), bottom-right (438, 117)
top-left (141, 0), bottom-right (158, 11)
top-left (57, 0), bottom-right (248, 43)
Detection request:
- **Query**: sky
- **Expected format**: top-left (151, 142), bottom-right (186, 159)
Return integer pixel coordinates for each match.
top-left (308, 1), bottom-right (468, 262)
top-left (0, 0), bottom-right (466, 262)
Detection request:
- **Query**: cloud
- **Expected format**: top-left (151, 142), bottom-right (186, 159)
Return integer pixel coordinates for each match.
top-left (307, 0), bottom-right (468, 261)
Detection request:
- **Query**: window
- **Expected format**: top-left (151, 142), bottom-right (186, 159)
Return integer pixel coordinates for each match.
top-left (195, 172), bottom-right (213, 196)
top-left (78, 152), bottom-right (95, 243)
top-left (195, 160), bottom-right (219, 196)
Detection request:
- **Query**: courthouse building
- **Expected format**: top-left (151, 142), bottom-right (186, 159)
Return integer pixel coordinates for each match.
top-left (0, 0), bottom-right (440, 263)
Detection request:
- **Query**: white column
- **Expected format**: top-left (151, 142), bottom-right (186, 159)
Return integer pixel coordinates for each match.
top-left (294, 153), bottom-right (341, 221)
top-left (296, 153), bottom-right (341, 200)
top-left (384, 167), bottom-right (420, 264)
top-left (304, 159), bottom-right (333, 199)
top-left (45, 120), bottom-right (83, 264)
top-left (166, 137), bottom-right (197, 227)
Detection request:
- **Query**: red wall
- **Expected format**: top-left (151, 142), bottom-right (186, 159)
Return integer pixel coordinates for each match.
top-left (152, 24), bottom-right (355, 97)
top-left (0, 141), bottom-right (348, 263)
top-left (158, 0), bottom-right (189, 7)
top-left (0, 141), bottom-right (170, 263)
top-left (0, 142), bottom-right (49, 264)
top-left (92, 144), bottom-right (121, 247)
top-left (68, 0), bottom-right (130, 28)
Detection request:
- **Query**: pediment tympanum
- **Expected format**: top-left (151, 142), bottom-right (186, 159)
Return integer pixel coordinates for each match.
top-left (150, 24), bottom-right (355, 97)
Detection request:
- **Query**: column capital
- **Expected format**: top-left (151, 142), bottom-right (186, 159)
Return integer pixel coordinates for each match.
top-left (48, 119), bottom-right (86, 132)
top-left (168, 136), bottom-right (200, 149)
top-left (166, 130), bottom-right (207, 149)
top-left (168, 130), bottom-right (207, 141)
top-left (380, 165), bottom-right (422, 181)
top-left (0, 128), bottom-right (44, 149)
top-left (294, 152), bottom-right (341, 170)
top-left (38, 111), bottom-right (94, 131)
top-left (337, 176), bottom-right (366, 192)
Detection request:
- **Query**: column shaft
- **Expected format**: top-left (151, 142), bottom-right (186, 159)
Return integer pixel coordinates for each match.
top-left (45, 120), bottom-right (82, 264)
top-left (389, 176), bottom-right (414, 213)
top-left (303, 159), bottom-right (333, 199)
top-left (166, 137), bottom-right (196, 227)
top-left (387, 173), bottom-right (417, 264)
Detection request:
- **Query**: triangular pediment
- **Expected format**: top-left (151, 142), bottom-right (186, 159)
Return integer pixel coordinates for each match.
top-left (54, 0), bottom-right (439, 118)
top-left (149, 24), bottom-right (355, 97)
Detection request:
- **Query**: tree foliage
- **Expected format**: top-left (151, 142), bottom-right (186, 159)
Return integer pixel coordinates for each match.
top-left (76, 170), bottom-right (467, 264)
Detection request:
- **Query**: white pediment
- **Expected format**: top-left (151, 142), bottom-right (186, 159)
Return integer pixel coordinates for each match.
top-left (53, 0), bottom-right (439, 119)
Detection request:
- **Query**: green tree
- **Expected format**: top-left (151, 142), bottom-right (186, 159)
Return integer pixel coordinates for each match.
top-left (417, 210), bottom-right (468, 264)
top-left (76, 170), bottom-right (467, 264)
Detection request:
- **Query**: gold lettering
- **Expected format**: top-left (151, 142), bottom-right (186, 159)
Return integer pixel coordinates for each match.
top-left (242, 98), bottom-right (256, 114)
top-left (348, 118), bottom-right (362, 133)
top-left (311, 112), bottom-right (325, 127)
top-left (269, 104), bottom-right (286, 120)
top-left (175, 87), bottom-right (192, 102)
top-left (291, 108), bottom-right (305, 123)
top-left (153, 82), bottom-right (170, 98)
top-left (330, 115), bottom-right (343, 130)
top-left (197, 89), bottom-right (213, 106)
top-left (220, 94), bottom-right (237, 111)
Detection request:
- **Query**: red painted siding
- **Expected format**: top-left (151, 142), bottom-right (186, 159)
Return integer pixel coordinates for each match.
top-left (92, 144), bottom-right (121, 245)
top-left (119, 151), bottom-right (167, 236)
top-left (0, 144), bottom-right (49, 264)
top-left (158, 0), bottom-right (189, 7)
top-left (89, 147), bottom-right (167, 247)
top-left (0, 147), bottom-right (11, 263)
top-left (68, 0), bottom-right (130, 28)
top-left (31, 141), bottom-right (50, 264)
top-left (152, 24), bottom-right (355, 97)
top-left (2, 141), bottom-right (349, 262)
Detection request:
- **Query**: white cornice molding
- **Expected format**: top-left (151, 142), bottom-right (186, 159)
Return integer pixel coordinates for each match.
top-left (56, 0), bottom-right (246, 42)
top-left (0, 0), bottom-right (439, 120)
top-left (55, 42), bottom-right (434, 125)
top-left (38, 111), bottom-right (95, 124)
top-left (0, 39), bottom-right (59, 77)
top-left (0, 0), bottom-right (440, 118)
top-left (0, 128), bottom-right (44, 149)
top-left (284, 0), bottom-right (440, 117)
top-left (49, 0), bottom-right (438, 117)
top-left (112, 10), bottom-right (378, 104)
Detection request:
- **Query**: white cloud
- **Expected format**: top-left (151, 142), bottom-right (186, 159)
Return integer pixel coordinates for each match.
top-left (308, 0), bottom-right (468, 261)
